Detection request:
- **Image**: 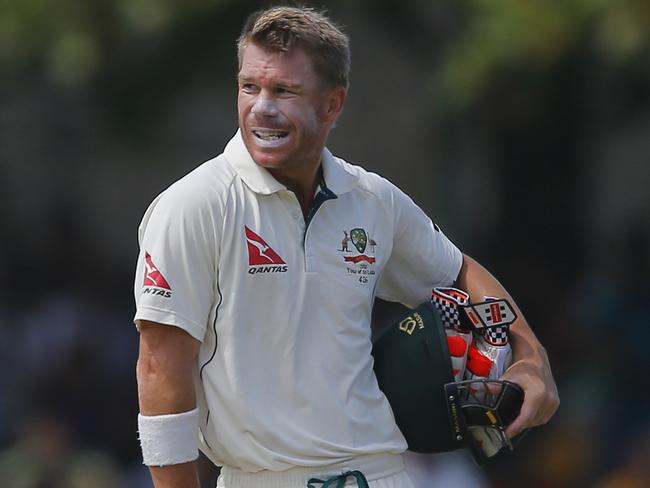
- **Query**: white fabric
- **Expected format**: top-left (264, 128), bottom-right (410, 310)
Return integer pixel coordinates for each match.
top-left (217, 470), bottom-right (414, 488)
top-left (134, 131), bottom-right (463, 472)
top-left (402, 451), bottom-right (487, 488)
top-left (138, 407), bottom-right (199, 466)
top-left (216, 453), bottom-right (413, 488)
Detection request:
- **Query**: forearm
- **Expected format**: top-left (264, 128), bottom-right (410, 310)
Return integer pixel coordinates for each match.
top-left (455, 254), bottom-right (559, 435)
top-left (149, 462), bottom-right (200, 488)
top-left (137, 321), bottom-right (202, 488)
top-left (137, 365), bottom-right (200, 488)
top-left (137, 344), bottom-right (197, 415)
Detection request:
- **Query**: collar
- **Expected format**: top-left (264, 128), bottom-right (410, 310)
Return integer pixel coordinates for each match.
top-left (223, 130), bottom-right (359, 196)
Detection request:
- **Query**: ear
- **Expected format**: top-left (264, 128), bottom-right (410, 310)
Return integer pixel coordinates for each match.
top-left (323, 86), bottom-right (347, 123)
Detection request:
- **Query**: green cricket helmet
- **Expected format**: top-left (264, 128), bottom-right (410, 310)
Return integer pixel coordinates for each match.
top-left (371, 300), bottom-right (524, 461)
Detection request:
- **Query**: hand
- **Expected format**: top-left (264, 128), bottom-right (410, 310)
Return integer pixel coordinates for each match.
top-left (497, 352), bottom-right (560, 438)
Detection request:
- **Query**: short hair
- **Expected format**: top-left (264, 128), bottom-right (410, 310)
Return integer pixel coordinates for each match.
top-left (237, 6), bottom-right (350, 89)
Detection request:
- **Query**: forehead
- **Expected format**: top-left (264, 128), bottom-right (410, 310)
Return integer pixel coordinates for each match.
top-left (238, 42), bottom-right (318, 85)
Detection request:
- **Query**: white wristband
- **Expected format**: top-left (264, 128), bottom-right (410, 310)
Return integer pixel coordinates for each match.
top-left (138, 407), bottom-right (199, 466)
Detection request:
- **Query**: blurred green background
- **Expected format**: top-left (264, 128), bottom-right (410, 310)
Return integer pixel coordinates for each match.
top-left (1, 1), bottom-right (649, 487)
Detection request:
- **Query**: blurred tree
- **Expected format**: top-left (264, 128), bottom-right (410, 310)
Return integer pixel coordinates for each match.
top-left (0, 0), bottom-right (253, 140)
top-left (425, 0), bottom-right (650, 291)
top-left (4, 0), bottom-right (649, 99)
top-left (435, 0), bottom-right (650, 111)
top-left (0, 0), bottom-right (236, 84)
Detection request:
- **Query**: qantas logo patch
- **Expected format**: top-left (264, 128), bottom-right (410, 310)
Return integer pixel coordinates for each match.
top-left (245, 226), bottom-right (287, 274)
top-left (143, 252), bottom-right (172, 297)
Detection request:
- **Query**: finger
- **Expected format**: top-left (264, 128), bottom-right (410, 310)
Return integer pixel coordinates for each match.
top-left (505, 400), bottom-right (534, 438)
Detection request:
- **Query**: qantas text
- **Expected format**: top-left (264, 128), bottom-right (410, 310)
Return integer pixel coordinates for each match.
top-left (142, 287), bottom-right (172, 298)
top-left (248, 265), bottom-right (288, 275)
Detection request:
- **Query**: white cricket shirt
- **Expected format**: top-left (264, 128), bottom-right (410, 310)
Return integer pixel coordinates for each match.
top-left (134, 131), bottom-right (463, 472)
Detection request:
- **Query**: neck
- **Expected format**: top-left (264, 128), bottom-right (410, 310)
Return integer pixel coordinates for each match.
top-left (269, 164), bottom-right (322, 217)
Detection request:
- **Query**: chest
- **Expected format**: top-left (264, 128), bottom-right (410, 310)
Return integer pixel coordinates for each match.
top-left (219, 187), bottom-right (393, 296)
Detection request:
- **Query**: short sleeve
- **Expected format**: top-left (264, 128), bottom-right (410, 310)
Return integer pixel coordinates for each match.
top-left (133, 182), bottom-right (220, 342)
top-left (376, 182), bottom-right (462, 308)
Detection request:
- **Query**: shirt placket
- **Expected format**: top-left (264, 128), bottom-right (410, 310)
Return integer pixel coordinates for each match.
top-left (277, 183), bottom-right (337, 273)
top-left (277, 190), bottom-right (308, 272)
top-left (303, 184), bottom-right (337, 273)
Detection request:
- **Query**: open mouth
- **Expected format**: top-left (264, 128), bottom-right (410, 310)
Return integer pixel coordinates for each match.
top-left (252, 128), bottom-right (289, 142)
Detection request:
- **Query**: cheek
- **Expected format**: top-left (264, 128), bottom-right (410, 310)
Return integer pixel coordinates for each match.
top-left (283, 102), bottom-right (322, 133)
top-left (237, 95), bottom-right (248, 118)
top-left (238, 92), bottom-right (260, 115)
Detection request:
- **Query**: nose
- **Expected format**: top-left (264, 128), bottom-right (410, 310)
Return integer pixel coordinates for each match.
top-left (251, 91), bottom-right (279, 118)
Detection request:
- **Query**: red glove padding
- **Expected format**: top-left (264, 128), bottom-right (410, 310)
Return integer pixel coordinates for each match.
top-left (464, 335), bottom-right (513, 458)
top-left (446, 330), bottom-right (472, 382)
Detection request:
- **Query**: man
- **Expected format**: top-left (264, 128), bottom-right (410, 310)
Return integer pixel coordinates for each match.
top-left (134, 6), bottom-right (559, 488)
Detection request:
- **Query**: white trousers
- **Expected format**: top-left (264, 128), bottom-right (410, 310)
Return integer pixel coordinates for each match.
top-left (216, 453), bottom-right (415, 488)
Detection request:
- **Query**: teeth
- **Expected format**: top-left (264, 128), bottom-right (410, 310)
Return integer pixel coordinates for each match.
top-left (253, 129), bottom-right (288, 141)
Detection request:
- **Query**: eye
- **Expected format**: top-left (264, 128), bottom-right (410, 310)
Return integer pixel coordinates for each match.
top-left (240, 83), bottom-right (258, 94)
top-left (276, 87), bottom-right (295, 96)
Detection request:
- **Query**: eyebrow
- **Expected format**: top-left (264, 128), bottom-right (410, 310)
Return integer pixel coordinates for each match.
top-left (237, 75), bottom-right (302, 91)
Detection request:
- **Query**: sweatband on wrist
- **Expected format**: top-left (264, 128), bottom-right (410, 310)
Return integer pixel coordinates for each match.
top-left (138, 407), bottom-right (199, 466)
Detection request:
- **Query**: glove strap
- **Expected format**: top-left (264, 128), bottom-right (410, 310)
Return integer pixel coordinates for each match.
top-left (431, 287), bottom-right (471, 331)
top-left (432, 288), bottom-right (518, 343)
top-left (463, 298), bottom-right (517, 333)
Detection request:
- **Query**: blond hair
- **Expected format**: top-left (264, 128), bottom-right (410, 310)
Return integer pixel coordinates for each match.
top-left (237, 6), bottom-right (350, 88)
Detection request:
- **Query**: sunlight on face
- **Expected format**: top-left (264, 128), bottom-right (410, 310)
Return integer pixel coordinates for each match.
top-left (237, 43), bottom-right (344, 182)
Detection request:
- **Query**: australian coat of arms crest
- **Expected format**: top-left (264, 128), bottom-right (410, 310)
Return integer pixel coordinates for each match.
top-left (339, 228), bottom-right (377, 264)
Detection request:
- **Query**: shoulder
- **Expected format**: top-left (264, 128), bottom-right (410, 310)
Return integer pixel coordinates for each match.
top-left (162, 155), bottom-right (236, 206)
top-left (139, 155), bottom-right (236, 232)
top-left (154, 155), bottom-right (237, 213)
top-left (335, 156), bottom-right (408, 204)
